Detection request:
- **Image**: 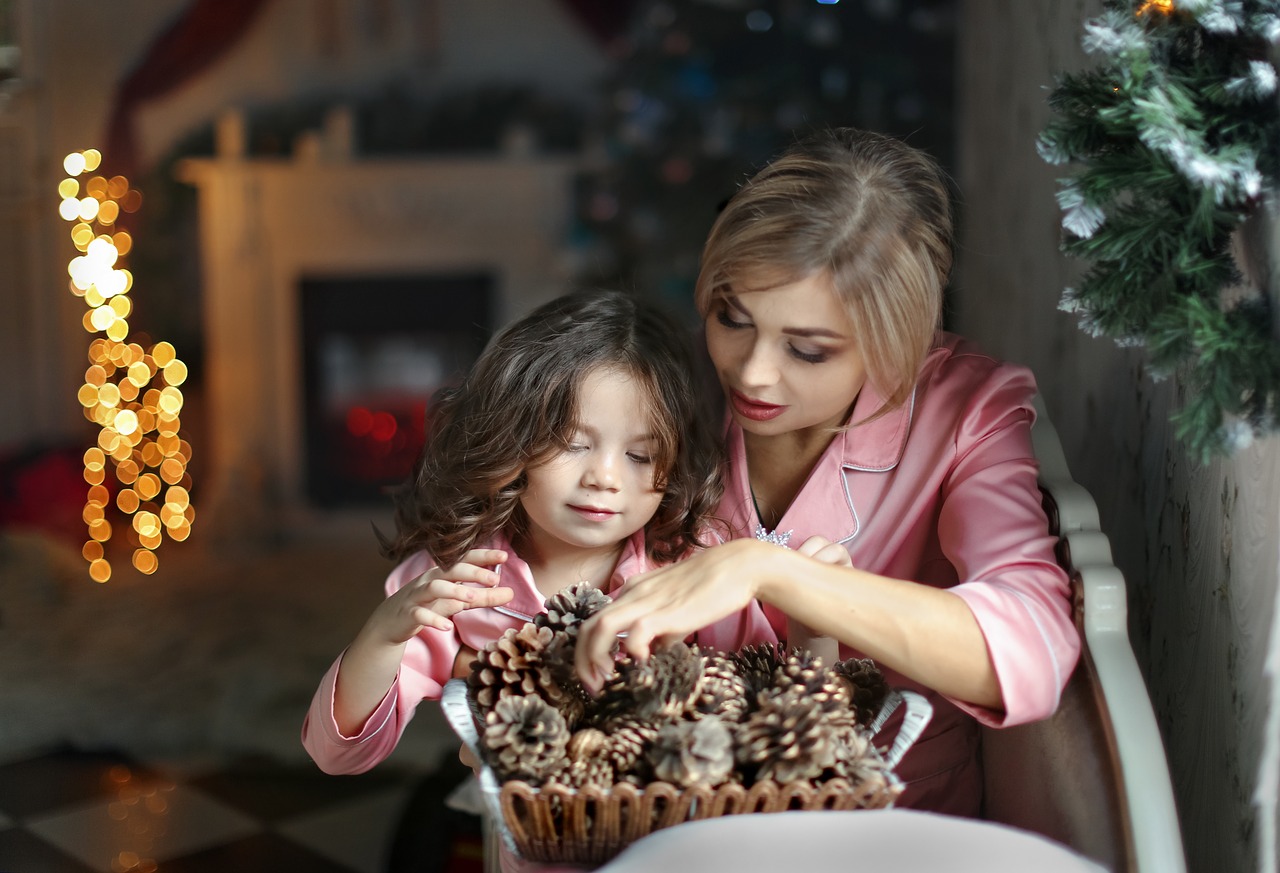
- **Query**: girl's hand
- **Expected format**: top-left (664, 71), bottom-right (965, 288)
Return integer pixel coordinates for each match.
top-left (574, 538), bottom-right (774, 694)
top-left (363, 550), bottom-right (513, 647)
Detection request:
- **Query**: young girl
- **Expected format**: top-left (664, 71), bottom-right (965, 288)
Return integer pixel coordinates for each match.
top-left (302, 289), bottom-right (775, 784)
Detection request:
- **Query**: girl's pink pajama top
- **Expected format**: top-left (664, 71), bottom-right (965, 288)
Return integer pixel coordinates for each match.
top-left (301, 529), bottom-right (776, 776)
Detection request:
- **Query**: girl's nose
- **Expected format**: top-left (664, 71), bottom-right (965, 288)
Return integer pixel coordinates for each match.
top-left (583, 452), bottom-right (620, 490)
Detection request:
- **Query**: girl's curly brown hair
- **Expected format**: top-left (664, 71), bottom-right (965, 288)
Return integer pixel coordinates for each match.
top-left (379, 290), bottom-right (724, 568)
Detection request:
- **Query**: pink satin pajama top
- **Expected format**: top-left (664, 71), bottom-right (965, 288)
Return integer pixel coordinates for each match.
top-left (718, 332), bottom-right (1081, 816)
top-left (301, 529), bottom-right (776, 776)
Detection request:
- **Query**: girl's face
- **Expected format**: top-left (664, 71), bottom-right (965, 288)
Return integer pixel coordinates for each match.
top-left (705, 272), bottom-right (867, 439)
top-left (519, 366), bottom-right (665, 560)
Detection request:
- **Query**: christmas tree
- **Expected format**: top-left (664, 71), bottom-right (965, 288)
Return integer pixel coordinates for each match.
top-left (1038, 0), bottom-right (1280, 460)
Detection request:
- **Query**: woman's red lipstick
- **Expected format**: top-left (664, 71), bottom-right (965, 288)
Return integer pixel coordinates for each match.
top-left (730, 391), bottom-right (786, 422)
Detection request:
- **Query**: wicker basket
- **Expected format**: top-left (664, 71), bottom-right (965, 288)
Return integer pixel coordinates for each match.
top-left (440, 679), bottom-right (931, 865)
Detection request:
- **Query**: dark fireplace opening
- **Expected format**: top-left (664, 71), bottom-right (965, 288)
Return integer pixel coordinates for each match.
top-left (300, 275), bottom-right (493, 507)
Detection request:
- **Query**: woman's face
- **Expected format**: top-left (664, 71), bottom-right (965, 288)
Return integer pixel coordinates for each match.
top-left (704, 272), bottom-right (867, 439)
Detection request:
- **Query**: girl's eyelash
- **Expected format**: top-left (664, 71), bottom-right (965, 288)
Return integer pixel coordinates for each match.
top-left (627, 452), bottom-right (653, 464)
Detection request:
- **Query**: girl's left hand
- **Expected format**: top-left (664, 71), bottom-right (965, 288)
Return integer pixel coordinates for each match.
top-left (574, 538), bottom-right (774, 694)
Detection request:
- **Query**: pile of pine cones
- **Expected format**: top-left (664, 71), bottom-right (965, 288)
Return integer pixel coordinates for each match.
top-left (466, 584), bottom-right (894, 794)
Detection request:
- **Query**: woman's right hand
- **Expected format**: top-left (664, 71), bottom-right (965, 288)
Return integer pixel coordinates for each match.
top-left (574, 538), bottom-right (780, 693)
top-left (363, 549), bottom-right (514, 646)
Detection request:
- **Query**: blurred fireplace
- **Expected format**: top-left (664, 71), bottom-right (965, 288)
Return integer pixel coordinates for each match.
top-left (180, 108), bottom-right (579, 540)
top-left (300, 275), bottom-right (493, 507)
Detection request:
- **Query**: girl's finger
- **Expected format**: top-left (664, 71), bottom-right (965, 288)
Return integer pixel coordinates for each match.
top-left (410, 606), bottom-right (453, 632)
top-left (460, 549), bottom-right (508, 577)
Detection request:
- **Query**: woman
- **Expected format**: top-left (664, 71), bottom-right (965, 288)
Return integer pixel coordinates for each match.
top-left (576, 127), bottom-right (1080, 816)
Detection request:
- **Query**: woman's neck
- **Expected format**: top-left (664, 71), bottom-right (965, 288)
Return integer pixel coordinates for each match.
top-left (743, 426), bottom-right (840, 530)
top-left (514, 533), bottom-right (628, 600)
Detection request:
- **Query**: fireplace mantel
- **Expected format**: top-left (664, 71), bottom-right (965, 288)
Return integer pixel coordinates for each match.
top-left (179, 110), bottom-right (580, 542)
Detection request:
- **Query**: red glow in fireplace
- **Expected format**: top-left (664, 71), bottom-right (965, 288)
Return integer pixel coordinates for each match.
top-left (301, 275), bottom-right (493, 507)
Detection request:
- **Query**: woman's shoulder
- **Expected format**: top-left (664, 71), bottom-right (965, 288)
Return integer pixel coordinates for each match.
top-left (920, 332), bottom-right (1037, 403)
top-left (908, 333), bottom-right (1038, 451)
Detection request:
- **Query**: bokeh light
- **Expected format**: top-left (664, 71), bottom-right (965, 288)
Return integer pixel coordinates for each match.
top-left (60, 150), bottom-right (195, 581)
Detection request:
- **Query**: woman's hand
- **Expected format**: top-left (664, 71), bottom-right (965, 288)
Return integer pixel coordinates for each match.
top-left (362, 550), bottom-right (514, 646)
top-left (574, 538), bottom-right (778, 693)
top-left (796, 535), bottom-right (852, 567)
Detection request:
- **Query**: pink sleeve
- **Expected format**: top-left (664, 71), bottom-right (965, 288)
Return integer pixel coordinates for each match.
top-left (300, 552), bottom-right (464, 774)
top-left (939, 365), bottom-right (1081, 728)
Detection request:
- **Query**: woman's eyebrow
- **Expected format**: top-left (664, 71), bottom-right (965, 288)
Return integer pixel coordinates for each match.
top-left (783, 326), bottom-right (847, 340)
top-left (724, 295), bottom-right (848, 340)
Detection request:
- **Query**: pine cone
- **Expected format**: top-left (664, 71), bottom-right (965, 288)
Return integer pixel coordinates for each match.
top-left (481, 696), bottom-right (570, 784)
top-left (468, 624), bottom-right (583, 726)
top-left (775, 651), bottom-right (856, 718)
top-left (548, 728), bottom-right (616, 790)
top-left (727, 643), bottom-right (791, 697)
top-left (691, 651), bottom-right (752, 722)
top-left (829, 721), bottom-right (893, 790)
top-left (535, 583), bottom-right (612, 637)
top-left (648, 716), bottom-right (735, 788)
top-left (595, 644), bottom-right (706, 722)
top-left (597, 715), bottom-right (660, 778)
top-left (540, 630), bottom-right (591, 727)
top-left (737, 684), bottom-right (838, 784)
top-left (832, 657), bottom-right (889, 725)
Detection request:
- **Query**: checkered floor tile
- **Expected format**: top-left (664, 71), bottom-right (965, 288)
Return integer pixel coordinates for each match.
top-left (0, 748), bottom-right (483, 873)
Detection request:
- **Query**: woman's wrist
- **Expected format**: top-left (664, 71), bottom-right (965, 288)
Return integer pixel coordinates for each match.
top-left (732, 538), bottom-right (793, 604)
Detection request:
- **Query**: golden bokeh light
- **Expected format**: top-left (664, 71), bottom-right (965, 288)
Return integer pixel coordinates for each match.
top-left (118, 489), bottom-right (140, 514)
top-left (78, 383), bottom-right (100, 407)
top-left (115, 409), bottom-right (139, 436)
top-left (132, 549), bottom-right (159, 574)
top-left (62, 152), bottom-right (195, 580)
top-left (136, 474), bottom-right (161, 501)
top-left (78, 197), bottom-right (100, 222)
top-left (163, 360), bottom-right (188, 386)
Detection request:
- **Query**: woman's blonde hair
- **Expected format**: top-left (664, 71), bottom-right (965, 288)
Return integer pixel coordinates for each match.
top-left (695, 127), bottom-right (952, 412)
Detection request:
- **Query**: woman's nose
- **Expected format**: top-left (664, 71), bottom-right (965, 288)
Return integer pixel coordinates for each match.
top-left (739, 341), bottom-right (779, 388)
